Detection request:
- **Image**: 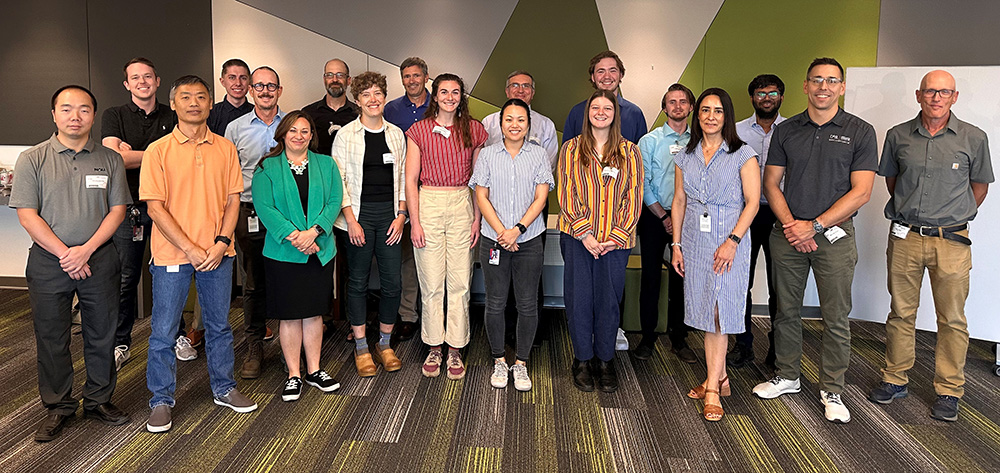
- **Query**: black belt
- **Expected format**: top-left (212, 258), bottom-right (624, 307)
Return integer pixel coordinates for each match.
top-left (893, 221), bottom-right (971, 246)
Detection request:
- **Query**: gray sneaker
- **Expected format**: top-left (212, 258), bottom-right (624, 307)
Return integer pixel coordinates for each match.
top-left (114, 345), bottom-right (130, 372)
top-left (146, 405), bottom-right (171, 433)
top-left (490, 360), bottom-right (509, 389)
top-left (214, 389), bottom-right (258, 413)
top-left (511, 363), bottom-right (532, 392)
top-left (175, 336), bottom-right (197, 361)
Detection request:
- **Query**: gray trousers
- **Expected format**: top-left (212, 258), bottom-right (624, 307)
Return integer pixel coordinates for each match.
top-left (26, 243), bottom-right (120, 414)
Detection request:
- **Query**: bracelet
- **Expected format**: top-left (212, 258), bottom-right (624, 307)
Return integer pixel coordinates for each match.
top-left (214, 235), bottom-right (232, 246)
top-left (728, 233), bottom-right (741, 244)
top-left (660, 213), bottom-right (669, 221)
top-left (670, 242), bottom-right (682, 248)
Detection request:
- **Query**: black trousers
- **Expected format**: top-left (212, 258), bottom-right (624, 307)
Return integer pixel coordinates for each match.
top-left (637, 206), bottom-right (687, 346)
top-left (27, 243), bottom-right (120, 414)
top-left (236, 203), bottom-right (268, 343)
top-left (736, 204), bottom-right (778, 348)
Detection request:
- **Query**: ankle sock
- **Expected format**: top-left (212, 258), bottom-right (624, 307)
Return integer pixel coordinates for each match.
top-left (378, 331), bottom-right (391, 350)
top-left (355, 337), bottom-right (369, 355)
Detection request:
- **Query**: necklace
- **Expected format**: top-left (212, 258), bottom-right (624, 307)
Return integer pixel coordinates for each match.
top-left (288, 157), bottom-right (308, 175)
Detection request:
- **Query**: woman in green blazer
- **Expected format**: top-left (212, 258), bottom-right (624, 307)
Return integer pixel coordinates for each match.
top-left (251, 110), bottom-right (343, 402)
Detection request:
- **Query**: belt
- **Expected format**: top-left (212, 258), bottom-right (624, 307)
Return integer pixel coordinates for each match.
top-left (893, 221), bottom-right (971, 246)
top-left (240, 202), bottom-right (255, 209)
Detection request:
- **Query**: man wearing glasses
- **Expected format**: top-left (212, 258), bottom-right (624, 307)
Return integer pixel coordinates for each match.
top-left (482, 70), bottom-right (558, 167)
top-left (729, 74), bottom-right (786, 370)
top-left (868, 70), bottom-right (992, 422)
top-left (303, 59), bottom-right (360, 155)
top-left (224, 66), bottom-right (285, 379)
top-left (752, 58), bottom-right (877, 425)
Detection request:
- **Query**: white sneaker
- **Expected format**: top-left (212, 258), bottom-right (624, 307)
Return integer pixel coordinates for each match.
top-left (820, 390), bottom-right (851, 423)
top-left (114, 345), bottom-right (130, 371)
top-left (616, 328), bottom-right (629, 351)
top-left (511, 363), bottom-right (532, 392)
top-left (752, 376), bottom-right (801, 399)
top-left (175, 335), bottom-right (197, 361)
top-left (490, 360), bottom-right (509, 389)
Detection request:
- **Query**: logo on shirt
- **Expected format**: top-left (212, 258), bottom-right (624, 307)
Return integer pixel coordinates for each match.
top-left (828, 134), bottom-right (851, 144)
top-left (93, 167), bottom-right (107, 172)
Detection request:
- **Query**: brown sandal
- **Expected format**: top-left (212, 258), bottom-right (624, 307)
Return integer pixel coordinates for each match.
top-left (703, 388), bottom-right (724, 422)
top-left (687, 376), bottom-right (730, 399)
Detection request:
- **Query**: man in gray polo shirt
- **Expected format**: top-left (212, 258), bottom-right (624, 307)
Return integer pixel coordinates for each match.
top-left (868, 70), bottom-right (992, 422)
top-left (751, 58), bottom-right (878, 425)
top-left (11, 85), bottom-right (132, 442)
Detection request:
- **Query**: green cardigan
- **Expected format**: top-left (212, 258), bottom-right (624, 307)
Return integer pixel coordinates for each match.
top-left (251, 150), bottom-right (343, 265)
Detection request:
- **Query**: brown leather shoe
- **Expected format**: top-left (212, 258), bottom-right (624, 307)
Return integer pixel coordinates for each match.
top-left (240, 341), bottom-right (263, 379)
top-left (355, 352), bottom-right (377, 377)
top-left (372, 346), bottom-right (402, 372)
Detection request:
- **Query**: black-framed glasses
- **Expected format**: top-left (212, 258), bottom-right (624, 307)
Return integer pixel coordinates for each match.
top-left (755, 91), bottom-right (780, 99)
top-left (252, 82), bottom-right (279, 92)
top-left (807, 76), bottom-right (843, 86)
top-left (921, 88), bottom-right (955, 98)
top-left (323, 72), bottom-right (348, 80)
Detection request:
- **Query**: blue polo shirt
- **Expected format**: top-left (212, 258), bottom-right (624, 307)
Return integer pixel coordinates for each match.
top-left (384, 92), bottom-right (430, 132)
top-left (562, 94), bottom-right (647, 144)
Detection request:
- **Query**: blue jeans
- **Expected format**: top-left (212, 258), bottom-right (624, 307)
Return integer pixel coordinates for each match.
top-left (147, 257), bottom-right (236, 408)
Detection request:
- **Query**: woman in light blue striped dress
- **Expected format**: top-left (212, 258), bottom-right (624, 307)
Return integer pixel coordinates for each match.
top-left (670, 88), bottom-right (760, 421)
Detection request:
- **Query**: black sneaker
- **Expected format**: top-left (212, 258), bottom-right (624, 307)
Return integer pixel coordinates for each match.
top-left (868, 382), bottom-right (908, 404)
top-left (930, 395), bottom-right (959, 422)
top-left (281, 377), bottom-right (303, 402)
top-left (726, 344), bottom-right (755, 368)
top-left (304, 370), bottom-right (341, 392)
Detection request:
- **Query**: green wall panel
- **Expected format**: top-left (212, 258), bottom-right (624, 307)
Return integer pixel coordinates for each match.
top-left (471, 0), bottom-right (608, 133)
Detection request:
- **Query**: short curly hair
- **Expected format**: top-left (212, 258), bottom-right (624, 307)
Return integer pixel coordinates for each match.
top-left (350, 71), bottom-right (388, 100)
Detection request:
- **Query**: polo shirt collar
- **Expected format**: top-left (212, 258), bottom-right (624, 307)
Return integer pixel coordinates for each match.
top-left (799, 107), bottom-right (845, 127)
top-left (407, 92), bottom-right (429, 107)
top-left (49, 133), bottom-right (97, 154)
top-left (171, 126), bottom-right (214, 145)
top-left (126, 100), bottom-right (165, 116)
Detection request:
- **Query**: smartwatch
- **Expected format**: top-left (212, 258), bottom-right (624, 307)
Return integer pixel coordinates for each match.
top-left (812, 220), bottom-right (825, 234)
top-left (727, 234), bottom-right (741, 244)
top-left (515, 223), bottom-right (527, 234)
top-left (214, 235), bottom-right (232, 246)
top-left (312, 224), bottom-right (325, 236)
top-left (397, 209), bottom-right (409, 218)
top-left (659, 213), bottom-right (669, 221)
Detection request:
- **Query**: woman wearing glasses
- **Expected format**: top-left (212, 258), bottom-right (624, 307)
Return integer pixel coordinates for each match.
top-left (671, 88), bottom-right (759, 421)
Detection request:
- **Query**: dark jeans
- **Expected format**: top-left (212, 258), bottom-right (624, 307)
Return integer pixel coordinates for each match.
top-left (27, 243), bottom-right (120, 414)
top-left (736, 204), bottom-right (777, 348)
top-left (561, 233), bottom-right (630, 362)
top-left (482, 235), bottom-right (543, 361)
top-left (235, 203), bottom-right (268, 343)
top-left (504, 207), bottom-right (548, 339)
top-left (637, 206), bottom-right (687, 347)
top-left (344, 202), bottom-right (401, 327)
top-left (112, 202), bottom-right (152, 348)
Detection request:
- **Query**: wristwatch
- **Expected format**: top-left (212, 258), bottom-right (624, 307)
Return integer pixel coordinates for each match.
top-left (312, 224), bottom-right (325, 236)
top-left (659, 212), bottom-right (669, 221)
top-left (397, 209), bottom-right (409, 218)
top-left (727, 234), bottom-right (741, 244)
top-left (515, 223), bottom-right (527, 234)
top-left (812, 219), bottom-right (825, 234)
top-left (214, 235), bottom-right (232, 246)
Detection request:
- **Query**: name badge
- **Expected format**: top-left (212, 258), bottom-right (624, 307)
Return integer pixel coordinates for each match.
top-left (488, 248), bottom-right (501, 265)
top-left (601, 166), bottom-right (619, 180)
top-left (132, 225), bottom-right (144, 242)
top-left (890, 222), bottom-right (910, 239)
top-left (528, 135), bottom-right (541, 145)
top-left (248, 216), bottom-right (260, 233)
top-left (669, 143), bottom-right (683, 155)
top-left (824, 225), bottom-right (847, 244)
top-left (699, 213), bottom-right (711, 232)
top-left (328, 123), bottom-right (342, 134)
top-left (166, 265), bottom-right (180, 273)
top-left (86, 175), bottom-right (108, 189)
top-left (432, 125), bottom-right (452, 139)
top-left (382, 153), bottom-right (395, 164)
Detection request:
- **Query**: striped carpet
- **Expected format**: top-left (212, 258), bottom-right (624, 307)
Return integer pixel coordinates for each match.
top-left (0, 288), bottom-right (999, 472)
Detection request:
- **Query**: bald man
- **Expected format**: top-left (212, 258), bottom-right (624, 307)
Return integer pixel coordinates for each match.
top-left (868, 70), bottom-right (993, 422)
top-left (303, 58), bottom-right (360, 155)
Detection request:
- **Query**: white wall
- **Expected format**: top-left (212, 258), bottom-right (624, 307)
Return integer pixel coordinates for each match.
top-left (0, 145), bottom-right (34, 278)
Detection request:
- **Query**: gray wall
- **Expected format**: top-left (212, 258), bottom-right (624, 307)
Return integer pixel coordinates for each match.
top-left (877, 0), bottom-right (1000, 67)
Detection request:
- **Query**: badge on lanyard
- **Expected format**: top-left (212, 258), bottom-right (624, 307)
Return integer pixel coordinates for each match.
top-left (700, 212), bottom-right (711, 232)
top-left (488, 247), bottom-right (501, 265)
top-left (669, 143), bottom-right (683, 155)
top-left (824, 225), bottom-right (846, 244)
top-left (890, 222), bottom-right (910, 239)
top-left (248, 215), bottom-right (260, 233)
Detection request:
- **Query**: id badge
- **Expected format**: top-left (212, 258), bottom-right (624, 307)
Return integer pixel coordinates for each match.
top-left (699, 213), bottom-right (711, 233)
top-left (166, 265), bottom-right (180, 273)
top-left (669, 143), bottom-right (683, 155)
top-left (824, 225), bottom-right (847, 244)
top-left (488, 248), bottom-right (501, 265)
top-left (248, 216), bottom-right (260, 233)
top-left (85, 175), bottom-right (108, 189)
top-left (890, 222), bottom-right (910, 239)
top-left (132, 225), bottom-right (144, 242)
top-left (601, 166), bottom-right (619, 180)
top-left (382, 153), bottom-right (395, 164)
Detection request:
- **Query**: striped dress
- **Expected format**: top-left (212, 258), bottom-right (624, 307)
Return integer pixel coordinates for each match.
top-left (675, 141), bottom-right (757, 334)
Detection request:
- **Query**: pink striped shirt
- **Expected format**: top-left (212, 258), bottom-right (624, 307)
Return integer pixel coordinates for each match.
top-left (406, 118), bottom-right (488, 187)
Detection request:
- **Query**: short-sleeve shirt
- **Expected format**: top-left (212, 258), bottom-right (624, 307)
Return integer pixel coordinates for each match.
top-left (469, 141), bottom-right (554, 242)
top-left (224, 108), bottom-right (284, 202)
top-left (482, 108), bottom-right (559, 170)
top-left (384, 93), bottom-right (430, 133)
top-left (766, 108), bottom-right (878, 220)
top-left (207, 97), bottom-right (253, 136)
top-left (10, 134), bottom-right (131, 247)
top-left (100, 101), bottom-right (177, 201)
top-left (139, 127), bottom-right (243, 266)
top-left (878, 113), bottom-right (993, 226)
top-left (406, 118), bottom-right (488, 187)
top-left (302, 97), bottom-right (360, 155)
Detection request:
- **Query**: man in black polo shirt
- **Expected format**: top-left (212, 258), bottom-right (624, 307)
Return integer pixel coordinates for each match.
top-left (752, 58), bottom-right (878, 425)
top-left (207, 58), bottom-right (253, 135)
top-left (303, 58), bottom-right (360, 155)
top-left (101, 57), bottom-right (179, 370)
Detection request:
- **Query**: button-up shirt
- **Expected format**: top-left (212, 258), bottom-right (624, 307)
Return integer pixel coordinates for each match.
top-left (100, 101), bottom-right (177, 201)
top-left (562, 95), bottom-right (647, 145)
top-left (637, 123), bottom-right (690, 209)
top-left (331, 117), bottom-right (408, 231)
top-left (482, 108), bottom-right (559, 170)
top-left (207, 96), bottom-right (254, 136)
top-left (224, 108), bottom-right (285, 202)
top-left (767, 108), bottom-right (878, 220)
top-left (302, 97), bottom-right (360, 155)
top-left (878, 113), bottom-right (993, 227)
top-left (736, 113), bottom-right (785, 204)
top-left (469, 141), bottom-right (554, 243)
top-left (384, 92), bottom-right (430, 133)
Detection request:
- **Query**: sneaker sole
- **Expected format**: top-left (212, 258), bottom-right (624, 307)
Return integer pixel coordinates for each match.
top-left (491, 379), bottom-right (508, 389)
top-left (869, 390), bottom-right (908, 405)
top-left (753, 386), bottom-right (801, 399)
top-left (422, 367), bottom-right (441, 377)
top-left (930, 411), bottom-right (958, 422)
top-left (175, 353), bottom-right (197, 361)
top-left (281, 393), bottom-right (301, 402)
top-left (825, 413), bottom-right (851, 424)
top-left (146, 421), bottom-right (171, 433)
top-left (213, 398), bottom-right (258, 413)
top-left (446, 371), bottom-right (466, 380)
top-left (305, 380), bottom-right (341, 392)
top-left (514, 383), bottom-right (532, 392)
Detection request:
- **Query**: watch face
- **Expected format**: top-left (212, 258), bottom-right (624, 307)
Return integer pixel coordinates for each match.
top-left (813, 221), bottom-right (823, 232)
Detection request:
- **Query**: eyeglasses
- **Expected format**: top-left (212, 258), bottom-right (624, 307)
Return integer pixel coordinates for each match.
top-left (807, 76), bottom-right (843, 86)
top-left (252, 82), bottom-right (279, 92)
top-left (506, 82), bottom-right (533, 90)
top-left (921, 88), bottom-right (955, 98)
top-left (323, 72), bottom-right (348, 80)
top-left (754, 91), bottom-right (780, 99)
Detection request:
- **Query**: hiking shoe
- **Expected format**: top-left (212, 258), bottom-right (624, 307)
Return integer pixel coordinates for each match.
top-left (511, 363), bottom-right (532, 392)
top-left (281, 377), bottom-right (303, 402)
top-left (930, 395), bottom-right (959, 422)
top-left (214, 389), bottom-right (258, 413)
top-left (726, 343), bottom-right (755, 368)
top-left (186, 328), bottom-right (205, 348)
top-left (304, 370), bottom-right (341, 392)
top-left (240, 341), bottom-right (263, 379)
top-left (422, 349), bottom-right (443, 377)
top-left (868, 382), bottom-right (908, 405)
top-left (446, 350), bottom-right (466, 380)
top-left (490, 360), bottom-right (509, 389)
top-left (820, 390), bottom-right (851, 423)
top-left (114, 345), bottom-right (130, 371)
top-left (146, 405), bottom-right (171, 433)
top-left (175, 336), bottom-right (197, 361)
top-left (752, 376), bottom-right (801, 399)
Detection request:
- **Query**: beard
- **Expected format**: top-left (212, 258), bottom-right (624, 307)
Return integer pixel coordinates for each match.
top-left (326, 83), bottom-right (345, 98)
top-left (754, 102), bottom-right (781, 119)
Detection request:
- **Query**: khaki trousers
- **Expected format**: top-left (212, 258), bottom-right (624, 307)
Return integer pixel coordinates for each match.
top-left (414, 188), bottom-right (474, 348)
top-left (883, 227), bottom-right (972, 397)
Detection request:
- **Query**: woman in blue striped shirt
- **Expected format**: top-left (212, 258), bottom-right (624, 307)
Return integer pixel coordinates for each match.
top-left (470, 98), bottom-right (553, 392)
top-left (671, 88), bottom-right (760, 421)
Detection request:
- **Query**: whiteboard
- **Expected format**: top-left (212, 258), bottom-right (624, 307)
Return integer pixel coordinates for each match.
top-left (845, 66), bottom-right (1000, 342)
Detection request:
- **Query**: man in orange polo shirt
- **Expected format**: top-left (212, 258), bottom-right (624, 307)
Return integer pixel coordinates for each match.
top-left (139, 75), bottom-right (257, 433)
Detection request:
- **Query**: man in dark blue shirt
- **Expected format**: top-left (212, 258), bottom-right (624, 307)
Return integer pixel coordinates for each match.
top-left (207, 59), bottom-right (253, 136)
top-left (384, 57), bottom-right (430, 133)
top-left (562, 50), bottom-right (647, 144)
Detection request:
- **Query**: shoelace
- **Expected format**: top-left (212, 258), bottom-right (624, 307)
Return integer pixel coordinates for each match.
top-left (177, 337), bottom-right (192, 348)
top-left (511, 364), bottom-right (528, 379)
top-left (285, 378), bottom-right (300, 389)
top-left (426, 351), bottom-right (443, 365)
top-left (824, 392), bottom-right (843, 405)
top-left (493, 363), bottom-right (508, 377)
top-left (313, 371), bottom-right (332, 381)
top-left (768, 376), bottom-right (785, 385)
top-left (447, 352), bottom-right (462, 367)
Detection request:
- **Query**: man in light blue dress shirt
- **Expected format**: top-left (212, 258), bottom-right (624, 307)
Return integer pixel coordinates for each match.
top-left (635, 83), bottom-right (695, 363)
top-left (729, 74), bottom-right (785, 370)
top-left (482, 71), bottom-right (558, 170)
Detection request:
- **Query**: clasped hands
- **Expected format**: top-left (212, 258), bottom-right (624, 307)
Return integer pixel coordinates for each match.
top-left (59, 246), bottom-right (93, 280)
top-left (581, 233), bottom-right (617, 259)
top-left (783, 220), bottom-right (819, 253)
top-left (286, 228), bottom-right (320, 255)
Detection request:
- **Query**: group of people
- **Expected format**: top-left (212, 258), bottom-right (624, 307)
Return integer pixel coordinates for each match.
top-left (12, 48), bottom-right (990, 443)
